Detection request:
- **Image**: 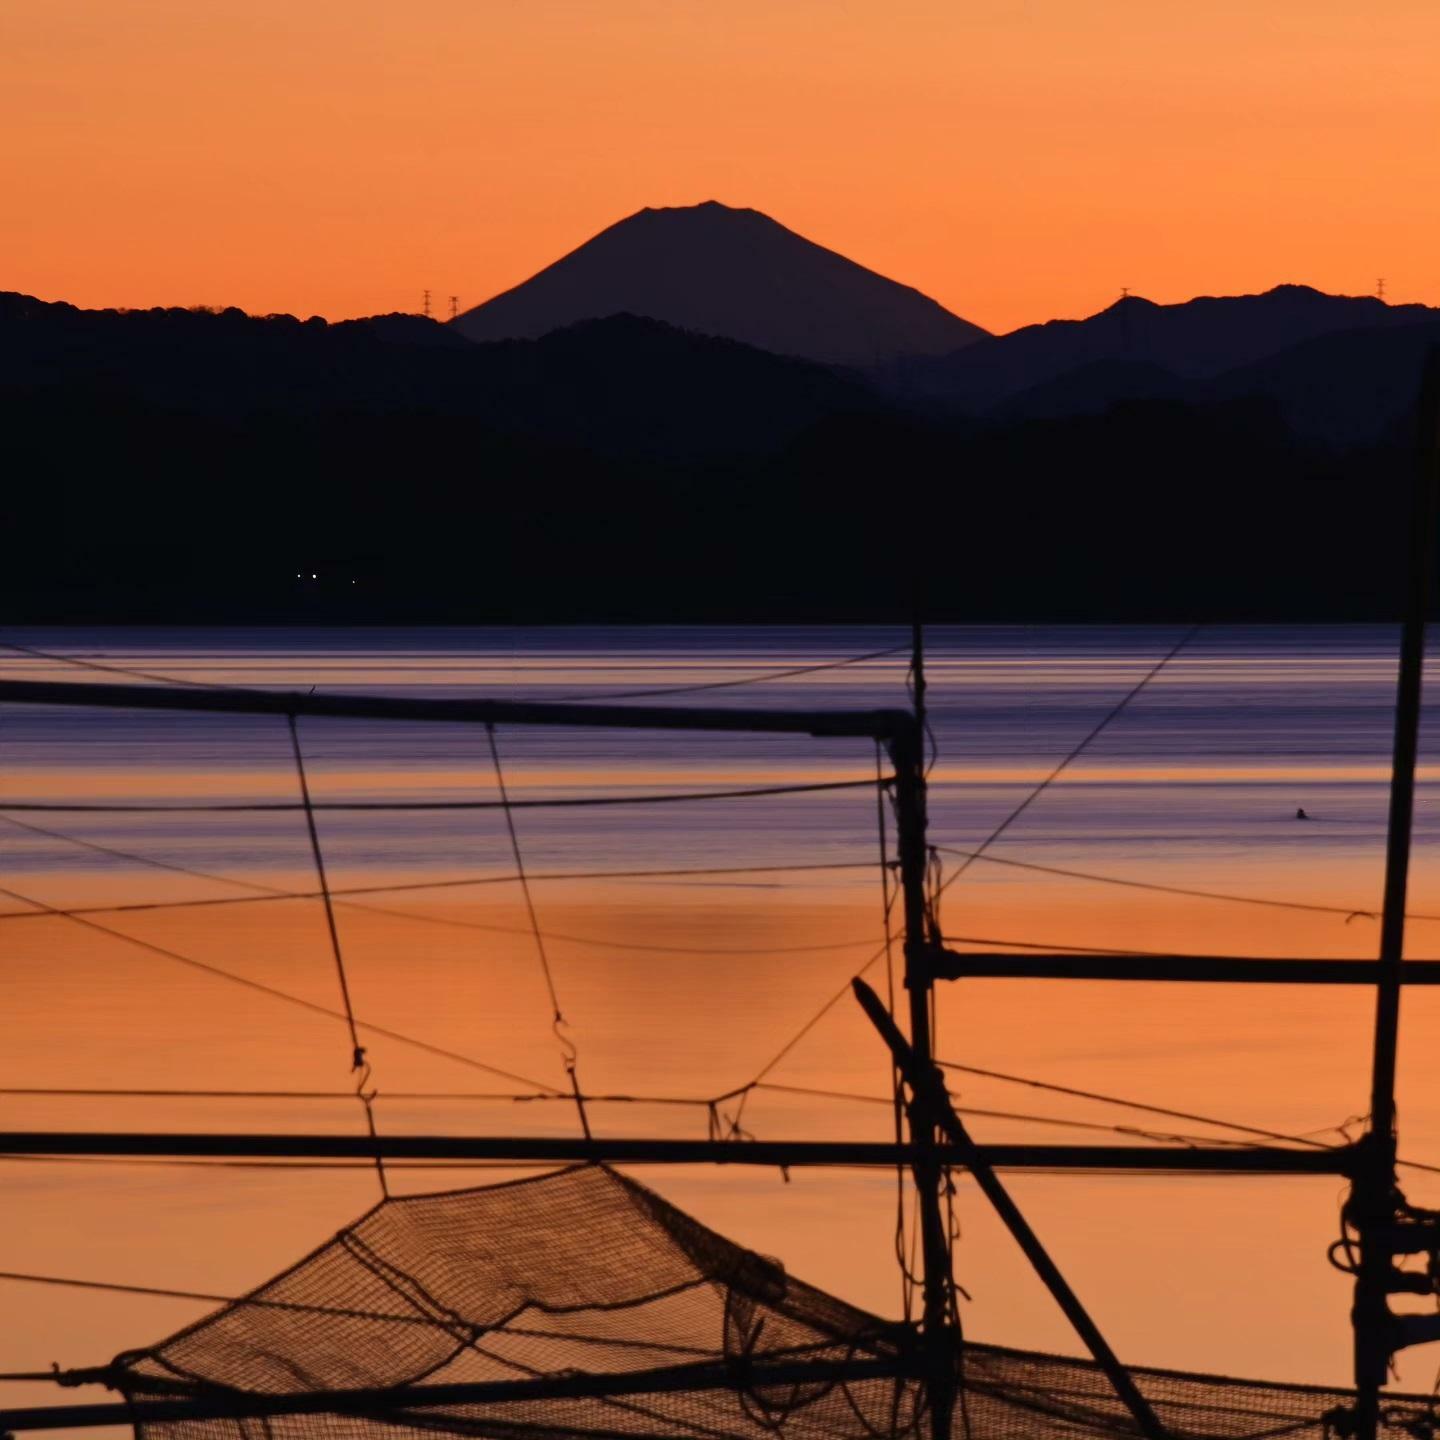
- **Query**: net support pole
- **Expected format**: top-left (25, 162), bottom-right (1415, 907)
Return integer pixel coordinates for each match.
top-left (853, 978), bottom-right (1168, 1440)
top-left (1353, 349), bottom-right (1440, 1440)
top-left (890, 624), bottom-right (956, 1440)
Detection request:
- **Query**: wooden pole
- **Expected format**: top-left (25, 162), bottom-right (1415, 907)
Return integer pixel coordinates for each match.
top-left (853, 978), bottom-right (1169, 1440)
top-left (1353, 350), bottom-right (1440, 1440)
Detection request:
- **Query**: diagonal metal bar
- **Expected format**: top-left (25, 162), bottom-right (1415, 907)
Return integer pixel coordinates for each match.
top-left (852, 977), bottom-right (1169, 1440)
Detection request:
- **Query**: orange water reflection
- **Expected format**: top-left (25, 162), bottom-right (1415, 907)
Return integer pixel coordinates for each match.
top-left (5, 627), bottom-right (1440, 1419)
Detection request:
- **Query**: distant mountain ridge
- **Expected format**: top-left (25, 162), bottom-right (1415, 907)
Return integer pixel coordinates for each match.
top-left (892, 284), bottom-right (1440, 416)
top-left (3, 283), bottom-right (1435, 625)
top-left (0, 291), bottom-right (876, 458)
top-left (453, 201), bottom-right (989, 366)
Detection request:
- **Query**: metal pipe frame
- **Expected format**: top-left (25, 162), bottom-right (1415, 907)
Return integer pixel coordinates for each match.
top-left (930, 953), bottom-right (1440, 984)
top-left (0, 1356), bottom-right (914, 1432)
top-left (0, 1133), bottom-right (1356, 1172)
top-left (0, 678), bottom-right (909, 741)
top-left (851, 976), bottom-right (1168, 1440)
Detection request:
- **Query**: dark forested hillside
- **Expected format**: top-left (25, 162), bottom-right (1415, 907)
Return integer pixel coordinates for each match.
top-left (0, 292), bottom-right (1426, 623)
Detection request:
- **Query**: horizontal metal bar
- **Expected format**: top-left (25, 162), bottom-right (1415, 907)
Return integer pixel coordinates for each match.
top-left (0, 678), bottom-right (909, 740)
top-left (0, 1357), bottom-right (911, 1432)
top-left (0, 1133), bottom-right (1356, 1173)
top-left (932, 952), bottom-right (1440, 984)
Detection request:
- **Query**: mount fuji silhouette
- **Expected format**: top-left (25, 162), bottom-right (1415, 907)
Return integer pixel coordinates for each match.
top-left (452, 201), bottom-right (988, 366)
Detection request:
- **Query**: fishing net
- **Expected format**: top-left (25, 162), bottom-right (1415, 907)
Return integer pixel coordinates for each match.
top-left (112, 1165), bottom-right (1437, 1440)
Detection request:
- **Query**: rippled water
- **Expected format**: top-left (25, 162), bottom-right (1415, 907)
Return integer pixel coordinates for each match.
top-left (5, 625), bottom-right (1440, 1413)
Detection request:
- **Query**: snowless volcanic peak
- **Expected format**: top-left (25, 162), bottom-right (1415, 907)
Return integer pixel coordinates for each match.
top-left (453, 201), bottom-right (988, 365)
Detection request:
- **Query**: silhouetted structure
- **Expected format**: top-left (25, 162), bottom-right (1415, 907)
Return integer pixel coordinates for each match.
top-left (7, 1165), bottom-right (1439, 1440)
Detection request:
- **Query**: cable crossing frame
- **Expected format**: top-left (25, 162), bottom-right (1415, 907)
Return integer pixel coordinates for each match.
top-left (2, 358), bottom-right (1439, 1440)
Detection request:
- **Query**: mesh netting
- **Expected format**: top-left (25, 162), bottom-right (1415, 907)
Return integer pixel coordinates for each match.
top-left (113, 1165), bottom-right (1438, 1440)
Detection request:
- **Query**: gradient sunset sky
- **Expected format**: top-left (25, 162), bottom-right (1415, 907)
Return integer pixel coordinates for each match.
top-left (5, 0), bottom-right (1438, 334)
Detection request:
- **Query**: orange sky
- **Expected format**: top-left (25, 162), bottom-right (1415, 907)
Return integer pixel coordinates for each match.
top-left (4, 0), bottom-right (1438, 335)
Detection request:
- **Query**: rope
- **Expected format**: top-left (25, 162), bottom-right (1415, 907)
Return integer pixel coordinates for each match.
top-left (933, 625), bottom-right (1201, 904)
top-left (287, 719), bottom-right (362, 1065)
top-left (931, 847), bottom-right (1426, 924)
top-left (0, 1087), bottom-right (692, 1104)
top-left (716, 631), bottom-right (1202, 1111)
top-left (1, 1086), bottom-right (697, 1106)
top-left (931, 1059), bottom-right (1379, 1160)
top-left (744, 1083), bottom-right (1269, 1147)
top-left (0, 1269), bottom-right (723, 1357)
top-left (0, 1087), bottom-right (554, 1101)
top-left (0, 1267), bottom-right (428, 1323)
top-left (328, 899), bottom-right (883, 956)
top-left (733, 942), bottom-right (889, 1094)
top-left (0, 877), bottom-right (560, 1092)
top-left (0, 810), bottom-right (271, 900)
top-left (0, 810), bottom-right (882, 959)
top-left (487, 725), bottom-right (590, 1140)
top-left (287, 715), bottom-right (387, 1198)
top-left (940, 931), bottom-right (1170, 955)
top-left (0, 1075), bottom-right (1343, 1151)
top-left (724, 923), bottom-right (1167, 1105)
top-left (564, 644), bottom-right (909, 700)
top-left (0, 846), bottom-right (877, 926)
top-left (0, 776), bottom-right (884, 814)
top-left (0, 639), bottom-right (222, 689)
top-left (8, 831), bottom-right (1436, 930)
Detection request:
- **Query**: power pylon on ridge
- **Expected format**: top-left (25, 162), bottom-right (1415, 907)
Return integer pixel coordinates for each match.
top-left (422, 289), bottom-right (432, 319)
top-left (449, 296), bottom-right (459, 321)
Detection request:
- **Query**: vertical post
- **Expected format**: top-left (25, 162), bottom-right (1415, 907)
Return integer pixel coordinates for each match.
top-left (891, 621), bottom-right (955, 1440)
top-left (852, 978), bottom-right (1169, 1440)
top-left (1353, 351), bottom-right (1440, 1440)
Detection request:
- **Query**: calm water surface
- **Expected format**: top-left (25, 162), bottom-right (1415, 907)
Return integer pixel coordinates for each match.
top-left (5, 625), bottom-right (1440, 1410)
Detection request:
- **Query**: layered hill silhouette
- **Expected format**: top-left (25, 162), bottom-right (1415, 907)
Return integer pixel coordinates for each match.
top-left (2, 270), bottom-right (1436, 624)
top-left (0, 292), bottom-right (875, 457)
top-left (894, 284), bottom-right (1440, 424)
top-left (984, 316), bottom-right (1440, 448)
top-left (452, 201), bottom-right (988, 366)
